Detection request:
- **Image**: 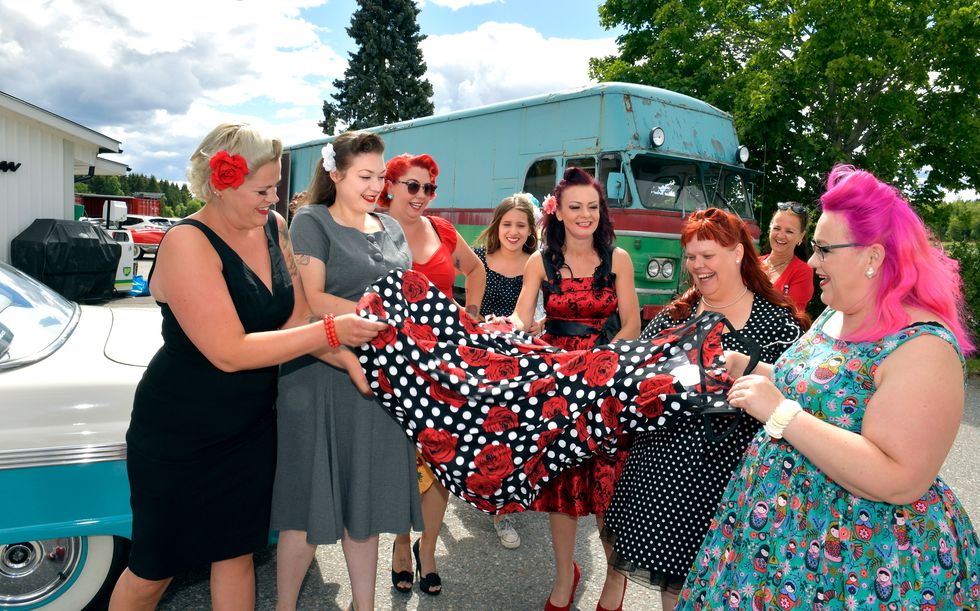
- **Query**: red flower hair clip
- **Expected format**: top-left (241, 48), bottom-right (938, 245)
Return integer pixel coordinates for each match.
top-left (209, 150), bottom-right (249, 191)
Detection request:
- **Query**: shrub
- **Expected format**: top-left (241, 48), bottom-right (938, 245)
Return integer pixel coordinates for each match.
top-left (945, 241), bottom-right (980, 345)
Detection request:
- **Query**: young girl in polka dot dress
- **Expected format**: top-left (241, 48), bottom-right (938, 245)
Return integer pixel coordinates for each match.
top-left (474, 193), bottom-right (541, 550)
top-left (507, 168), bottom-right (641, 611)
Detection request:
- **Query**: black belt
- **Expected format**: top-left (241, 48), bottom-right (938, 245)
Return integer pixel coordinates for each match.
top-left (544, 319), bottom-right (601, 337)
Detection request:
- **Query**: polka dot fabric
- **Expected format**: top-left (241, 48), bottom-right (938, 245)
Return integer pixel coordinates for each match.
top-left (354, 269), bottom-right (736, 514)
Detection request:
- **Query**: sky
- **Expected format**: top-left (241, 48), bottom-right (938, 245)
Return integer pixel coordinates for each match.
top-left (0, 0), bottom-right (623, 183)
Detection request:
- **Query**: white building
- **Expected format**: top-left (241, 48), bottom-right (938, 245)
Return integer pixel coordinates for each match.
top-left (0, 90), bottom-right (127, 263)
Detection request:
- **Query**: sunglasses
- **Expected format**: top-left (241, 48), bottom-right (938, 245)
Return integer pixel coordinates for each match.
top-left (398, 179), bottom-right (437, 197)
top-left (810, 240), bottom-right (860, 261)
top-left (777, 202), bottom-right (807, 216)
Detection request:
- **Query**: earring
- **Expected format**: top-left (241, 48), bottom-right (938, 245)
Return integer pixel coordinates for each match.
top-left (865, 267), bottom-right (875, 279)
top-left (735, 259), bottom-right (741, 264)
top-left (386, 193), bottom-right (393, 200)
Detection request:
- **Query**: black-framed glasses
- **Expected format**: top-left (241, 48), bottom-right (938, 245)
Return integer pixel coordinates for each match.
top-left (811, 240), bottom-right (861, 261)
top-left (398, 180), bottom-right (437, 196)
top-left (776, 202), bottom-right (807, 215)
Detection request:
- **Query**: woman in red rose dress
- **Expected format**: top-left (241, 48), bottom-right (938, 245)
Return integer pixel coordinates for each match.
top-left (506, 167), bottom-right (641, 611)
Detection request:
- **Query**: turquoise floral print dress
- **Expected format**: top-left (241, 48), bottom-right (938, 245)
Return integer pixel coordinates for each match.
top-left (678, 310), bottom-right (980, 610)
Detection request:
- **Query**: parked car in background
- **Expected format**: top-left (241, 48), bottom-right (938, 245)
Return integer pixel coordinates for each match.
top-left (0, 261), bottom-right (162, 609)
top-left (120, 215), bottom-right (169, 258)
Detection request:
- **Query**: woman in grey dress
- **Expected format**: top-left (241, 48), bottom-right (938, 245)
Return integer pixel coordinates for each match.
top-left (272, 131), bottom-right (423, 611)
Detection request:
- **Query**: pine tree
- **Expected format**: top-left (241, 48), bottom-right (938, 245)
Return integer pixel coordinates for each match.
top-left (319, 0), bottom-right (434, 133)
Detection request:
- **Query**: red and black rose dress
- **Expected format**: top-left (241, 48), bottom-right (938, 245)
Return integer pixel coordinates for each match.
top-left (526, 268), bottom-right (628, 516)
top-left (355, 269), bottom-right (735, 514)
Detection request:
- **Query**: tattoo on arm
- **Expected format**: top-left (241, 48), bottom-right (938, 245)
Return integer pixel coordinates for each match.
top-left (278, 222), bottom-right (301, 280)
top-left (296, 254), bottom-right (311, 266)
top-left (454, 256), bottom-right (462, 271)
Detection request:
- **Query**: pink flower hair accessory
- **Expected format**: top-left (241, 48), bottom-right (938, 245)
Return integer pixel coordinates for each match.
top-left (209, 150), bottom-right (249, 191)
top-left (541, 195), bottom-right (557, 215)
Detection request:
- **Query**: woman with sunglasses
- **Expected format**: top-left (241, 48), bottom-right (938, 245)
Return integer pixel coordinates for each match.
top-left (380, 153), bottom-right (486, 596)
top-left (761, 201), bottom-right (814, 313)
top-left (678, 165), bottom-right (979, 607)
top-left (601, 207), bottom-right (807, 611)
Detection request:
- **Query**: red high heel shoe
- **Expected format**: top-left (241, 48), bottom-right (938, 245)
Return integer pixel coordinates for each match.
top-left (596, 574), bottom-right (627, 611)
top-left (544, 561), bottom-right (580, 611)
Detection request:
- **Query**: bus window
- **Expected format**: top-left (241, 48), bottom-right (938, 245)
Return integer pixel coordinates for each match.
top-left (630, 155), bottom-right (703, 211)
top-left (702, 167), bottom-right (752, 218)
top-left (523, 158), bottom-right (558, 201)
top-left (566, 156), bottom-right (596, 175)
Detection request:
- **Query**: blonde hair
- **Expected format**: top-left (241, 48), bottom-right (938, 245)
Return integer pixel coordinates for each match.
top-left (476, 193), bottom-right (539, 254)
top-left (188, 122), bottom-right (283, 201)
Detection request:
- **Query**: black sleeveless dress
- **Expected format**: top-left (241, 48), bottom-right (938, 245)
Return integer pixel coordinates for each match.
top-left (125, 215), bottom-right (294, 580)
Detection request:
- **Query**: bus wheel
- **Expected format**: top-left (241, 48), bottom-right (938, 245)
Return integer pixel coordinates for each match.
top-left (0, 536), bottom-right (129, 610)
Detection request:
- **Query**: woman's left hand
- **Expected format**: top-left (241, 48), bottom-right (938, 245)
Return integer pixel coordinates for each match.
top-left (727, 374), bottom-right (784, 424)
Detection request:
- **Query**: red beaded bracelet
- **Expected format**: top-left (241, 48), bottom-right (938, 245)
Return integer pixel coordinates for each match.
top-left (323, 314), bottom-right (341, 348)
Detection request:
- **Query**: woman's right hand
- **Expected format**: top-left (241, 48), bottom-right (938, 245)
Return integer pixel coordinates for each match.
top-left (723, 350), bottom-right (751, 378)
top-left (333, 313), bottom-right (387, 347)
top-left (322, 348), bottom-right (372, 395)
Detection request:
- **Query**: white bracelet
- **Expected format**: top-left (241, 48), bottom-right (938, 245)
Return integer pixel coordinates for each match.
top-left (763, 399), bottom-right (803, 439)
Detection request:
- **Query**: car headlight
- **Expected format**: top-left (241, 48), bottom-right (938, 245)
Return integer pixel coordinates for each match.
top-left (661, 260), bottom-right (674, 279)
top-left (646, 259), bottom-right (661, 279)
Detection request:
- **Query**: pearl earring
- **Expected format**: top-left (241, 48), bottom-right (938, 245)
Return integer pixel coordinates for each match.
top-left (865, 267), bottom-right (875, 279)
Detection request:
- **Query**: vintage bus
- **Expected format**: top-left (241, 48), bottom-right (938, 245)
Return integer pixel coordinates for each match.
top-left (282, 82), bottom-right (759, 318)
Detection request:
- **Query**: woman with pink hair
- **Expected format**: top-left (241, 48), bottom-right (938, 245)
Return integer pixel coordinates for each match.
top-left (677, 165), bottom-right (980, 607)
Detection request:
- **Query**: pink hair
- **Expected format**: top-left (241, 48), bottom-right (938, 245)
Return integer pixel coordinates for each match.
top-left (378, 153), bottom-right (439, 207)
top-left (819, 165), bottom-right (973, 353)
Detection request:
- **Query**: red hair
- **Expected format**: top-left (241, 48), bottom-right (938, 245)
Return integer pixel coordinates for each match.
top-left (378, 153), bottom-right (439, 208)
top-left (665, 208), bottom-right (809, 328)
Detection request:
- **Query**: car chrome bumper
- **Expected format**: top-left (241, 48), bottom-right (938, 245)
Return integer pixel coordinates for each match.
top-left (0, 443), bottom-right (127, 470)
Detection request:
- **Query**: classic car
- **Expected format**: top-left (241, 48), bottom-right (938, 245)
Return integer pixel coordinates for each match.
top-left (124, 223), bottom-right (166, 260)
top-left (0, 260), bottom-right (162, 609)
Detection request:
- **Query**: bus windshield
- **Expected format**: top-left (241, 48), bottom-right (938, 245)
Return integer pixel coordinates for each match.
top-left (630, 155), bottom-right (752, 219)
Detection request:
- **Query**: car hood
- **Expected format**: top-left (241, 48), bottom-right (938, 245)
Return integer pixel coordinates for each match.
top-left (102, 306), bottom-right (162, 366)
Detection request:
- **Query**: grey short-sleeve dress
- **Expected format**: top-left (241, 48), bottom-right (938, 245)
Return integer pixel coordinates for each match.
top-left (271, 205), bottom-right (423, 543)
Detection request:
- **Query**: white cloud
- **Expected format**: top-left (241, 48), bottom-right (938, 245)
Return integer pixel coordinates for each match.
top-left (422, 22), bottom-right (617, 114)
top-left (0, 2), bottom-right (617, 182)
top-left (0, 0), bottom-right (343, 180)
top-left (426, 0), bottom-right (502, 10)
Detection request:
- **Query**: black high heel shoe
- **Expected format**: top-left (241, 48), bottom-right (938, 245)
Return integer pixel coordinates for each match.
top-left (390, 541), bottom-right (413, 593)
top-left (412, 538), bottom-right (442, 595)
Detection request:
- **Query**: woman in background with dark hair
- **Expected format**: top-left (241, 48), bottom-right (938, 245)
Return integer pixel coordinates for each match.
top-left (507, 167), bottom-right (640, 611)
top-left (602, 207), bottom-right (807, 611)
top-left (271, 132), bottom-right (422, 611)
top-left (762, 201), bottom-right (814, 313)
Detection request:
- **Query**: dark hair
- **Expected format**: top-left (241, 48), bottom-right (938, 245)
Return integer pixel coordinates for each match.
top-left (666, 208), bottom-right (810, 328)
top-left (476, 193), bottom-right (539, 254)
top-left (541, 167), bottom-right (615, 290)
top-left (305, 131), bottom-right (385, 207)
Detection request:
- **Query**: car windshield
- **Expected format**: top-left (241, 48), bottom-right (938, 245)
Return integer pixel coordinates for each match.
top-left (0, 262), bottom-right (77, 369)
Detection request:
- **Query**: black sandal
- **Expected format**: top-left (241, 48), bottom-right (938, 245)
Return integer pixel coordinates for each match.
top-left (390, 541), bottom-right (413, 593)
top-left (413, 539), bottom-right (442, 595)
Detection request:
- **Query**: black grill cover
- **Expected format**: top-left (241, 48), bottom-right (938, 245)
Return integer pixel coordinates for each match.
top-left (11, 219), bottom-right (120, 302)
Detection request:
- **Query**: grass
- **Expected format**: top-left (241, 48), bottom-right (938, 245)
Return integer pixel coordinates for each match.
top-left (968, 357), bottom-right (980, 377)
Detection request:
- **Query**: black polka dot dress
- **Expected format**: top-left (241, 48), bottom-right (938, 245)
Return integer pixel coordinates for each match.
top-left (475, 247), bottom-right (524, 317)
top-left (352, 269), bottom-right (740, 513)
top-left (602, 296), bottom-right (801, 592)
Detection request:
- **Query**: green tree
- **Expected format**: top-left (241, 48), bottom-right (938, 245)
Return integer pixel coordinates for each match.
top-left (320, 0), bottom-right (434, 133)
top-left (590, 0), bottom-right (980, 209)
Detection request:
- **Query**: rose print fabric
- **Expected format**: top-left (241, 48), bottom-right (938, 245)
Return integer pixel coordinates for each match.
top-left (353, 269), bottom-right (735, 514)
top-left (677, 309), bottom-right (980, 610)
top-left (528, 273), bottom-right (627, 516)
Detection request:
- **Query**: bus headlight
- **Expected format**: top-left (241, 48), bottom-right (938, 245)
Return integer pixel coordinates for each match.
top-left (646, 259), bottom-right (660, 279)
top-left (737, 145), bottom-right (750, 163)
top-left (661, 260), bottom-right (674, 279)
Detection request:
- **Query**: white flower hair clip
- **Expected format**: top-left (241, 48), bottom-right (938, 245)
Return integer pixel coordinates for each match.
top-left (321, 143), bottom-right (336, 172)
